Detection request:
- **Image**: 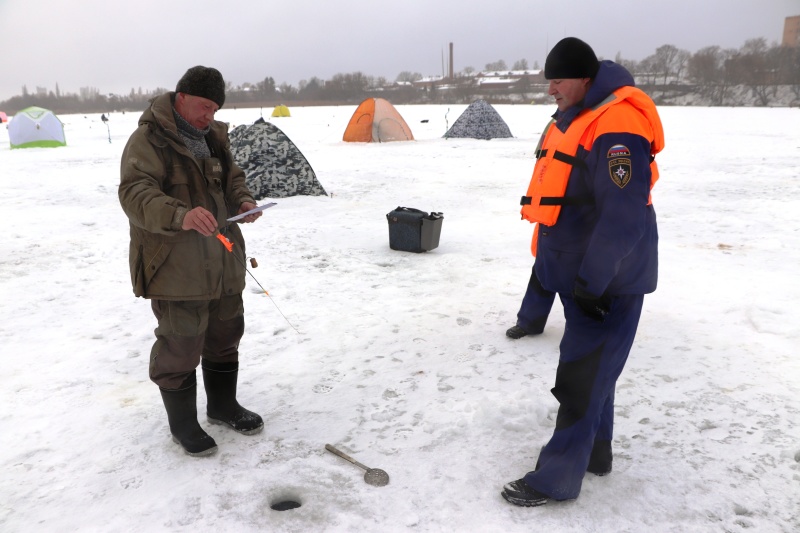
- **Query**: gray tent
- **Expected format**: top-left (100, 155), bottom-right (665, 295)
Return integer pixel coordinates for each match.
top-left (443, 99), bottom-right (513, 140)
top-left (229, 119), bottom-right (327, 199)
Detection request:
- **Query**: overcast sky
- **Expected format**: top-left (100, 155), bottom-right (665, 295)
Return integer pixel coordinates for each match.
top-left (0, 0), bottom-right (797, 102)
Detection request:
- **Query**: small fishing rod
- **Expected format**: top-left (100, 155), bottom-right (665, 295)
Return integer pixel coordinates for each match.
top-left (214, 204), bottom-right (300, 334)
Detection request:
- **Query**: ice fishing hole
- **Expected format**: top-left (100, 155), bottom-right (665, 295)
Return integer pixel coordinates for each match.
top-left (270, 499), bottom-right (302, 511)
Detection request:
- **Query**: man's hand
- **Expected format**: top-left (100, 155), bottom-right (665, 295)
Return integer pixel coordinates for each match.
top-left (238, 201), bottom-right (262, 224)
top-left (572, 285), bottom-right (611, 322)
top-left (182, 206), bottom-right (218, 236)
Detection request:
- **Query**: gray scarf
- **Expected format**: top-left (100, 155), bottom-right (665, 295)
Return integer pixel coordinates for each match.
top-left (173, 109), bottom-right (211, 159)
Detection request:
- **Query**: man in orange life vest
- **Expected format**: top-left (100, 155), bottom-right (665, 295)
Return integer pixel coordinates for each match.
top-left (501, 37), bottom-right (664, 507)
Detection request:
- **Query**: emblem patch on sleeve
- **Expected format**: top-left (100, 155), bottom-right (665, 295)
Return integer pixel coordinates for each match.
top-left (607, 144), bottom-right (630, 158)
top-left (608, 145), bottom-right (632, 188)
top-left (609, 158), bottom-right (632, 188)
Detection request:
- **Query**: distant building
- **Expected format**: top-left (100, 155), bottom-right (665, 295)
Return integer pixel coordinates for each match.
top-left (411, 70), bottom-right (546, 93)
top-left (475, 70), bottom-right (545, 90)
top-left (783, 15), bottom-right (800, 47)
top-left (412, 75), bottom-right (447, 91)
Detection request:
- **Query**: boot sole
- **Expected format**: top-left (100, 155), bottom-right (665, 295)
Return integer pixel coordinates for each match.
top-left (171, 436), bottom-right (218, 457)
top-left (501, 490), bottom-right (548, 507)
top-left (207, 416), bottom-right (264, 435)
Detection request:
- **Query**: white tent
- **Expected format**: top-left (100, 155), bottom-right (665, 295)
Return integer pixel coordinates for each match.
top-left (9, 106), bottom-right (66, 149)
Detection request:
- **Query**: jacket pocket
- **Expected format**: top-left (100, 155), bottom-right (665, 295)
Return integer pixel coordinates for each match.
top-left (536, 245), bottom-right (585, 293)
top-left (132, 244), bottom-right (145, 297)
top-left (165, 165), bottom-right (193, 206)
top-left (143, 242), bottom-right (174, 291)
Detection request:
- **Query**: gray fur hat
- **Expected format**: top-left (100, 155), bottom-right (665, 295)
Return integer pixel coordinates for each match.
top-left (176, 66), bottom-right (226, 108)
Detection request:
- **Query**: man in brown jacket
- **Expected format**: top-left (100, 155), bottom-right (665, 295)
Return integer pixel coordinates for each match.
top-left (119, 66), bottom-right (264, 457)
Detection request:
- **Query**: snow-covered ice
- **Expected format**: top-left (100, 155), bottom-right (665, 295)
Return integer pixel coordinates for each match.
top-left (1, 103), bottom-right (799, 532)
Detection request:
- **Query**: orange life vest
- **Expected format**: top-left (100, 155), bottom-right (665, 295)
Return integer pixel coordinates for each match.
top-left (521, 86), bottom-right (664, 255)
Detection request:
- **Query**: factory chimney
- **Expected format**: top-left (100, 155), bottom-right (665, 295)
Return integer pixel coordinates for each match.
top-left (449, 42), bottom-right (454, 79)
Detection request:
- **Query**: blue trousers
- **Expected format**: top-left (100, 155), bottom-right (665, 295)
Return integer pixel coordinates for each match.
top-left (516, 266), bottom-right (556, 333)
top-left (523, 292), bottom-right (644, 500)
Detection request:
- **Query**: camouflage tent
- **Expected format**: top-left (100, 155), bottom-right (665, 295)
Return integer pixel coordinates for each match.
top-left (443, 99), bottom-right (513, 140)
top-left (229, 119), bottom-right (326, 199)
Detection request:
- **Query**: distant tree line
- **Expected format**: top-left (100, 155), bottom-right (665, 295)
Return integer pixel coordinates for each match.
top-left (0, 85), bottom-right (171, 115)
top-left (2, 38), bottom-right (798, 114)
top-left (616, 38), bottom-right (800, 106)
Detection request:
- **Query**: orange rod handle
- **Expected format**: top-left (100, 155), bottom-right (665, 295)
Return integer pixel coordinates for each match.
top-left (215, 233), bottom-right (234, 252)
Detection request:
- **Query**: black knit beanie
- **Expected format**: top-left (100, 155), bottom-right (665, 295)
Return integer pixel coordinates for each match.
top-left (544, 37), bottom-right (599, 80)
top-left (175, 66), bottom-right (226, 108)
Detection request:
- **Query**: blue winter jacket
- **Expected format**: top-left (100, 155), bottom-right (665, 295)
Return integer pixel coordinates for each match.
top-left (534, 61), bottom-right (660, 297)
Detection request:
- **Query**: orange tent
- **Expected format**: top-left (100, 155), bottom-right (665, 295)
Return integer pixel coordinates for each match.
top-left (342, 98), bottom-right (414, 142)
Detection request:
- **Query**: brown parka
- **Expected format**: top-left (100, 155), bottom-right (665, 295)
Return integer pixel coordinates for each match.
top-left (119, 92), bottom-right (256, 300)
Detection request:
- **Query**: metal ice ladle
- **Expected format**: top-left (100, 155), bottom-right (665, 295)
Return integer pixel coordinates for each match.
top-left (325, 444), bottom-right (390, 487)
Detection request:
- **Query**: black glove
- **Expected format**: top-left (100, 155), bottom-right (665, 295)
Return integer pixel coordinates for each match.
top-left (572, 284), bottom-right (611, 322)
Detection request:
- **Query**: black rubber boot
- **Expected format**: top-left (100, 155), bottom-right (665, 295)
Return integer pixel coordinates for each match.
top-left (587, 440), bottom-right (613, 476)
top-left (505, 325), bottom-right (531, 339)
top-left (160, 373), bottom-right (218, 457)
top-left (202, 360), bottom-right (264, 435)
top-left (505, 319), bottom-right (546, 339)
